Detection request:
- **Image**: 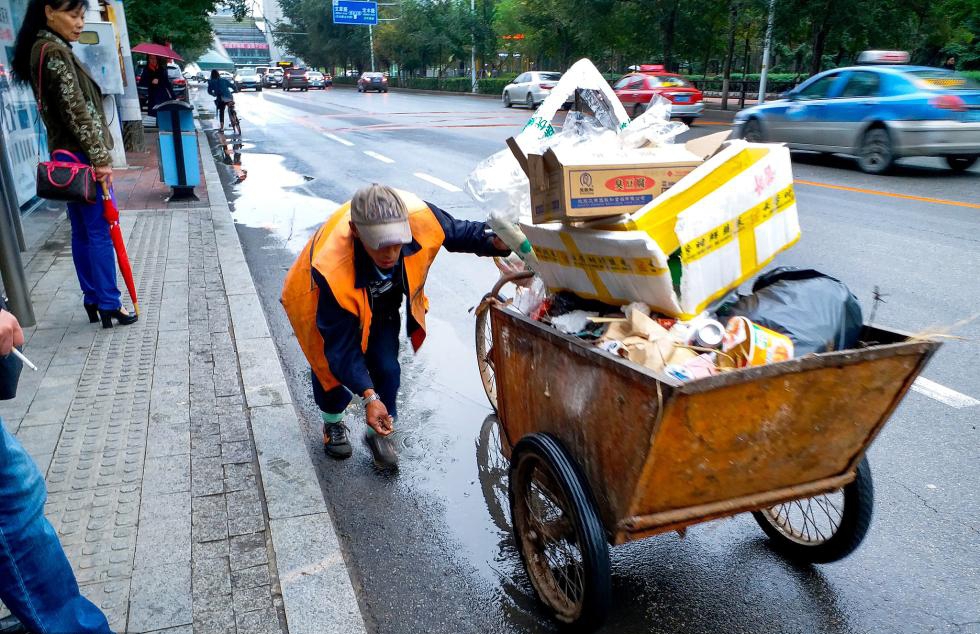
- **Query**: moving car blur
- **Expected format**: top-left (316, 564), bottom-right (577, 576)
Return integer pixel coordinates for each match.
top-left (612, 65), bottom-right (704, 123)
top-left (357, 72), bottom-right (389, 93)
top-left (502, 71), bottom-right (562, 108)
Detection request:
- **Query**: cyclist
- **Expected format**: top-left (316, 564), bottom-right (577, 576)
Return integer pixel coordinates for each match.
top-left (207, 69), bottom-right (236, 129)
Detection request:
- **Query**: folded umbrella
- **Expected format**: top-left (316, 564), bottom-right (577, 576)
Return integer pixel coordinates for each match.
top-left (132, 42), bottom-right (183, 61)
top-left (101, 182), bottom-right (140, 316)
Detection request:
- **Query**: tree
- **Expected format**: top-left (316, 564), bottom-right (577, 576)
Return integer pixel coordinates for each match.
top-left (126, 0), bottom-right (248, 61)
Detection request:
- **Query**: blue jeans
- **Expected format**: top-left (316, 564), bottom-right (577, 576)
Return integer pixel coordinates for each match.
top-left (61, 151), bottom-right (121, 311)
top-left (313, 311), bottom-right (401, 419)
top-left (0, 418), bottom-right (112, 633)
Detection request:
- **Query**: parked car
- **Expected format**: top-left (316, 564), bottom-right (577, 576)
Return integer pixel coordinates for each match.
top-left (234, 67), bottom-right (262, 92)
top-left (357, 72), bottom-right (388, 92)
top-left (502, 71), bottom-right (562, 108)
top-left (219, 70), bottom-right (235, 82)
top-left (136, 62), bottom-right (188, 108)
top-left (732, 51), bottom-right (980, 173)
top-left (282, 67), bottom-right (310, 91)
top-left (307, 71), bottom-right (328, 89)
top-left (263, 70), bottom-right (283, 88)
top-left (612, 65), bottom-right (704, 123)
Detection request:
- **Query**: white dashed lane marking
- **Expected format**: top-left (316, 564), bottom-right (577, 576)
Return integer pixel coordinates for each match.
top-left (414, 172), bottom-right (462, 193)
top-left (912, 377), bottom-right (979, 409)
top-left (324, 133), bottom-right (353, 146)
top-left (364, 151), bottom-right (395, 164)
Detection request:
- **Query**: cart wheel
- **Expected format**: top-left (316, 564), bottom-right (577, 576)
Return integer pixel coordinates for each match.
top-left (753, 456), bottom-right (874, 563)
top-left (476, 414), bottom-right (511, 532)
top-left (474, 296), bottom-right (499, 412)
top-left (509, 433), bottom-right (611, 630)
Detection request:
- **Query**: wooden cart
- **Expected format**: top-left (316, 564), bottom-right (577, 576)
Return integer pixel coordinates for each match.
top-left (474, 277), bottom-right (939, 631)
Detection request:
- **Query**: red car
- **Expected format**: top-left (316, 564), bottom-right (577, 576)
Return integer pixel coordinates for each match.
top-left (613, 65), bottom-right (704, 124)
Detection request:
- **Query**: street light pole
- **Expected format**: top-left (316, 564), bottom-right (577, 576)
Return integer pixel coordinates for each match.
top-left (757, 0), bottom-right (776, 103)
top-left (0, 139), bottom-right (35, 326)
top-left (369, 24), bottom-right (376, 71)
top-left (470, 0), bottom-right (477, 93)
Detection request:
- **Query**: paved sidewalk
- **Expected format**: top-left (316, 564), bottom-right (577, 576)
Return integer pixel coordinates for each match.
top-left (0, 129), bottom-right (365, 633)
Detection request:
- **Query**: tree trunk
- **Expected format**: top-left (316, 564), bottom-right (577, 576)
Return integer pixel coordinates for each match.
top-left (662, 1), bottom-right (679, 72)
top-left (739, 35), bottom-right (750, 108)
top-left (808, 2), bottom-right (833, 76)
top-left (721, 1), bottom-right (739, 110)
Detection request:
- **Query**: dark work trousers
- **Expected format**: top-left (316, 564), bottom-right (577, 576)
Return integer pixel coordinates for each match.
top-left (312, 310), bottom-right (401, 419)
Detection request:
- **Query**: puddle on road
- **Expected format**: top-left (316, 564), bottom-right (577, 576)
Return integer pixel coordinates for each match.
top-left (213, 137), bottom-right (339, 253)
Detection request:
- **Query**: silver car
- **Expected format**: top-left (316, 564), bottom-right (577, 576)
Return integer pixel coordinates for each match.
top-left (503, 71), bottom-right (563, 109)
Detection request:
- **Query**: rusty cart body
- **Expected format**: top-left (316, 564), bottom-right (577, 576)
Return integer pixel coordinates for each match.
top-left (475, 297), bottom-right (939, 630)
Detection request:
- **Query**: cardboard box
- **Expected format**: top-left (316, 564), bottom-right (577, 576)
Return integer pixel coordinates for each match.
top-left (508, 132), bottom-right (729, 225)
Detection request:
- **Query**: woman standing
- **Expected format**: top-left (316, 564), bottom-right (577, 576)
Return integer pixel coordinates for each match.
top-left (138, 53), bottom-right (174, 113)
top-left (207, 69), bottom-right (236, 129)
top-left (11, 0), bottom-right (136, 328)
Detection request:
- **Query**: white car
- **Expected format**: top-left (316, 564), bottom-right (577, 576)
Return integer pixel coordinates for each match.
top-left (502, 71), bottom-right (563, 108)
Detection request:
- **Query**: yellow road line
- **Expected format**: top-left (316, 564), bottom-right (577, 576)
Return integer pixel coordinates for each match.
top-left (795, 179), bottom-right (980, 209)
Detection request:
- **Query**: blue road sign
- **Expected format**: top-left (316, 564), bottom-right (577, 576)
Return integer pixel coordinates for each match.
top-left (332, 0), bottom-right (378, 25)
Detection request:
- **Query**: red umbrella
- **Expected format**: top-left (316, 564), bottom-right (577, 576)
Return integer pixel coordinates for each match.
top-left (101, 182), bottom-right (140, 316)
top-left (131, 42), bottom-right (183, 61)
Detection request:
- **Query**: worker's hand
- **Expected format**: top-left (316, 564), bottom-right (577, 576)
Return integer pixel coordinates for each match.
top-left (365, 399), bottom-right (394, 436)
top-left (491, 236), bottom-right (510, 253)
top-left (0, 310), bottom-right (25, 356)
top-left (93, 165), bottom-right (112, 183)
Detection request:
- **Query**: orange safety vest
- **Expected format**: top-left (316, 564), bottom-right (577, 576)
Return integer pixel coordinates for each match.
top-left (281, 190), bottom-right (446, 393)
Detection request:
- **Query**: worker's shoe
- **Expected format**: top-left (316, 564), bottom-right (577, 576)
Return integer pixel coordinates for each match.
top-left (323, 423), bottom-right (352, 459)
top-left (364, 431), bottom-right (398, 471)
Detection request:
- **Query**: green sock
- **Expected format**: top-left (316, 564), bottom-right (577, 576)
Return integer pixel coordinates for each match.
top-left (321, 411), bottom-right (344, 425)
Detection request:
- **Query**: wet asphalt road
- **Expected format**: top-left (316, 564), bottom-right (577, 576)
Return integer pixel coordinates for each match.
top-left (192, 84), bottom-right (979, 634)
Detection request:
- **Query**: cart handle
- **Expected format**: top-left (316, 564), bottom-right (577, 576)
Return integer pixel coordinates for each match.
top-left (490, 271), bottom-right (535, 298)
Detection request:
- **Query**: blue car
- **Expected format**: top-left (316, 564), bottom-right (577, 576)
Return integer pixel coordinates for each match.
top-left (733, 57), bottom-right (980, 174)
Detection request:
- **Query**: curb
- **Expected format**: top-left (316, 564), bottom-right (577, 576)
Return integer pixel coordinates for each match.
top-left (196, 129), bottom-right (368, 634)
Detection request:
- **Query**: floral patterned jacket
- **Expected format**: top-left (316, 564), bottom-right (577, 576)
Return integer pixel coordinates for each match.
top-left (29, 29), bottom-right (113, 167)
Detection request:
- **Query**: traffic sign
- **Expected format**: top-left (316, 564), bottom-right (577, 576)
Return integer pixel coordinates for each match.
top-left (332, 0), bottom-right (378, 26)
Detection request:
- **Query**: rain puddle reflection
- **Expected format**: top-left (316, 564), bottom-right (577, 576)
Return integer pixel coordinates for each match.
top-left (211, 130), bottom-right (339, 253)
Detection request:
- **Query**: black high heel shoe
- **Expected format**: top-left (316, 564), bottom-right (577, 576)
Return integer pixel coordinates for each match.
top-left (84, 303), bottom-right (99, 323)
top-left (99, 308), bottom-right (138, 329)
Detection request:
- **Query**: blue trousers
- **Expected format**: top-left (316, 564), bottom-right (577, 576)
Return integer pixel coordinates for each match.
top-left (62, 152), bottom-right (121, 311)
top-left (0, 418), bottom-right (112, 633)
top-left (313, 311), bottom-right (401, 419)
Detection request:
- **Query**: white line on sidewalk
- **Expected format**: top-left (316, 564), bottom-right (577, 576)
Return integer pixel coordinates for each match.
top-left (912, 377), bottom-right (979, 409)
top-left (324, 133), bottom-right (354, 146)
top-left (364, 150), bottom-right (395, 164)
top-left (414, 172), bottom-right (462, 193)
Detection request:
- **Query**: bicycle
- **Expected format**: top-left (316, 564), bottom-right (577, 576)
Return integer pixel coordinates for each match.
top-left (226, 100), bottom-right (242, 137)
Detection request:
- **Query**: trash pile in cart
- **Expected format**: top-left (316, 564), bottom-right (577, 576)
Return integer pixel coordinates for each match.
top-left (467, 59), bottom-right (864, 380)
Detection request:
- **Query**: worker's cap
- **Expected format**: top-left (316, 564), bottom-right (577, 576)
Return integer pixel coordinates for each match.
top-left (350, 184), bottom-right (412, 250)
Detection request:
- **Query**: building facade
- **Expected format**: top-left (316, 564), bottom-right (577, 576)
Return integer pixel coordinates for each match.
top-left (209, 15), bottom-right (271, 68)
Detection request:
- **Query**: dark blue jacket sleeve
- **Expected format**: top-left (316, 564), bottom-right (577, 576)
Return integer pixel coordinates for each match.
top-left (313, 270), bottom-right (373, 396)
top-left (427, 203), bottom-right (510, 257)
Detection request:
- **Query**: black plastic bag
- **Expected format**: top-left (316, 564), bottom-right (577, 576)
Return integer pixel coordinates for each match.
top-left (717, 267), bottom-right (863, 355)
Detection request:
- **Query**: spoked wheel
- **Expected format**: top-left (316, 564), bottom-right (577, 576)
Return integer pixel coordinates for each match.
top-left (743, 118), bottom-right (764, 142)
top-left (509, 434), bottom-right (611, 631)
top-left (474, 295), bottom-right (499, 412)
top-left (476, 414), bottom-right (511, 532)
top-left (753, 456), bottom-right (874, 563)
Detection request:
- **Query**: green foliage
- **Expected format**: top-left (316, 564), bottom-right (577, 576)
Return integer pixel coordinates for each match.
top-left (126, 0), bottom-right (247, 62)
top-left (274, 0), bottom-right (980, 81)
top-left (478, 77), bottom-right (516, 94)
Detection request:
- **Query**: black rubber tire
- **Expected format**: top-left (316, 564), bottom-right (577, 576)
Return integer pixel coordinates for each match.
top-left (476, 414), bottom-right (511, 532)
top-left (681, 116), bottom-right (695, 126)
top-left (945, 155), bottom-right (978, 172)
top-left (526, 94), bottom-right (535, 109)
top-left (503, 91), bottom-right (512, 107)
top-left (509, 433), bottom-right (611, 631)
top-left (857, 127), bottom-right (894, 174)
top-left (632, 102), bottom-right (646, 118)
top-left (383, 89), bottom-right (388, 93)
top-left (753, 455), bottom-right (874, 564)
top-left (743, 118), bottom-right (764, 142)
top-left (256, 88), bottom-right (262, 92)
